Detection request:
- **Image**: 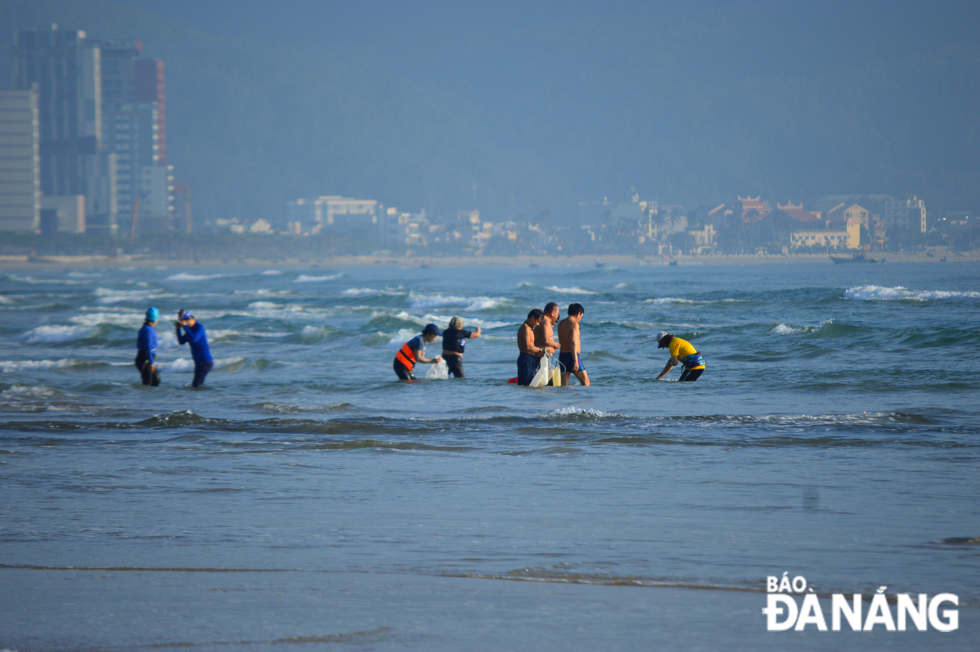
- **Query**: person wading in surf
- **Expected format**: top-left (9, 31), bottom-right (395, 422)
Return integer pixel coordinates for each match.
top-left (441, 316), bottom-right (481, 378)
top-left (516, 309), bottom-right (546, 386)
top-left (135, 307), bottom-right (161, 386)
top-left (557, 303), bottom-right (589, 386)
top-left (174, 308), bottom-right (214, 387)
top-left (534, 302), bottom-right (561, 357)
top-left (655, 331), bottom-right (706, 382)
top-left (393, 323), bottom-right (443, 381)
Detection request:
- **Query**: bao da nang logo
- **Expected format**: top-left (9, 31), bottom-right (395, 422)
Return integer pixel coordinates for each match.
top-left (763, 573), bottom-right (958, 632)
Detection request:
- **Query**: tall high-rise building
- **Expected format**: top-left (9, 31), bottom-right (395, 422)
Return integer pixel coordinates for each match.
top-left (100, 40), bottom-right (172, 232)
top-left (11, 26), bottom-right (116, 233)
top-left (12, 27), bottom-right (100, 195)
top-left (0, 86), bottom-right (41, 232)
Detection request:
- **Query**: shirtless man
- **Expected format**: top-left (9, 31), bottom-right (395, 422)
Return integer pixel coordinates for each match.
top-left (557, 303), bottom-right (590, 386)
top-left (534, 302), bottom-right (561, 356)
top-left (516, 309), bottom-right (546, 386)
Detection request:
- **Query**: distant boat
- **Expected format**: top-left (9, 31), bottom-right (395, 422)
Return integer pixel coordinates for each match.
top-left (595, 258), bottom-right (604, 268)
top-left (669, 260), bottom-right (679, 266)
top-left (529, 259), bottom-right (539, 268)
top-left (830, 253), bottom-right (879, 264)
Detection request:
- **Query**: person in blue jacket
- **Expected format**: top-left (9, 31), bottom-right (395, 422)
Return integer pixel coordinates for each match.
top-left (173, 308), bottom-right (213, 387)
top-left (135, 306), bottom-right (161, 386)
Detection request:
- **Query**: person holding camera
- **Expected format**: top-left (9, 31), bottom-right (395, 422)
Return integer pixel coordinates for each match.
top-left (174, 308), bottom-right (213, 387)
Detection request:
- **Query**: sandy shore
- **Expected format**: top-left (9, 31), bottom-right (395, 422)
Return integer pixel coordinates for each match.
top-left (1, 251), bottom-right (977, 269)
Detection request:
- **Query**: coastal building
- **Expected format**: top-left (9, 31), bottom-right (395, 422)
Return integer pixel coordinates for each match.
top-left (11, 27), bottom-right (116, 233)
top-left (287, 196), bottom-right (378, 238)
top-left (39, 194), bottom-right (85, 234)
top-left (687, 223), bottom-right (717, 253)
top-left (0, 87), bottom-right (41, 232)
top-left (100, 40), bottom-right (171, 233)
top-left (738, 196), bottom-right (770, 221)
top-left (379, 207), bottom-right (429, 247)
top-left (843, 204), bottom-right (869, 229)
top-left (883, 196), bottom-right (927, 233)
top-left (790, 230), bottom-right (850, 250)
top-left (777, 202), bottom-right (820, 224)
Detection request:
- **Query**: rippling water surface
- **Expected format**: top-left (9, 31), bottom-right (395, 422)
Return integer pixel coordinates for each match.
top-left (1, 262), bottom-right (978, 650)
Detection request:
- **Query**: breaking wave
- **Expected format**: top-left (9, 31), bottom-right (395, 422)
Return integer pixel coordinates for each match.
top-left (845, 285), bottom-right (980, 302)
top-left (23, 324), bottom-right (98, 343)
top-left (165, 273), bottom-right (230, 281)
top-left (409, 292), bottom-right (509, 311)
top-left (294, 273), bottom-right (343, 283)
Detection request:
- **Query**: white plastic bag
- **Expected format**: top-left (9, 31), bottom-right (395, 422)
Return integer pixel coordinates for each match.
top-left (529, 355), bottom-right (551, 387)
top-left (426, 359), bottom-right (449, 380)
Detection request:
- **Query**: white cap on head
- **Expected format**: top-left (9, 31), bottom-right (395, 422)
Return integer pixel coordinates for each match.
top-left (656, 331), bottom-right (669, 348)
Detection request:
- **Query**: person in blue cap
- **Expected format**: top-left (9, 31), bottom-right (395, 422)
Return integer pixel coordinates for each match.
top-left (135, 307), bottom-right (161, 386)
top-left (173, 308), bottom-right (213, 387)
top-left (393, 323), bottom-right (443, 380)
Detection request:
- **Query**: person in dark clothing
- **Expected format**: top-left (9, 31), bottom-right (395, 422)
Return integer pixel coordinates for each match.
top-left (393, 323), bottom-right (443, 380)
top-left (135, 306), bottom-right (161, 386)
top-left (174, 308), bottom-right (213, 387)
top-left (441, 316), bottom-right (481, 378)
top-left (516, 309), bottom-right (546, 386)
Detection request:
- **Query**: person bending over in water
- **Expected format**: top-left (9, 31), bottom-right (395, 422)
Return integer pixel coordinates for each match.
top-left (393, 323), bottom-right (443, 381)
top-left (534, 302), bottom-right (561, 357)
top-left (516, 309), bottom-right (546, 386)
top-left (655, 331), bottom-right (706, 382)
top-left (558, 303), bottom-right (590, 386)
top-left (174, 308), bottom-right (213, 387)
top-left (441, 316), bottom-right (481, 378)
top-left (135, 306), bottom-right (161, 386)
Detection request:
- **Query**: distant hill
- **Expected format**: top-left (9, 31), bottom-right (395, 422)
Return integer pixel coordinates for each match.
top-left (2, 0), bottom-right (979, 223)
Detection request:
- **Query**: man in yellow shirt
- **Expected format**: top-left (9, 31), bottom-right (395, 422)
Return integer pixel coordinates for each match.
top-left (655, 331), bottom-right (705, 382)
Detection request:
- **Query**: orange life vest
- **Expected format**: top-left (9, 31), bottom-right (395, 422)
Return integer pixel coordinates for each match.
top-left (395, 342), bottom-right (416, 370)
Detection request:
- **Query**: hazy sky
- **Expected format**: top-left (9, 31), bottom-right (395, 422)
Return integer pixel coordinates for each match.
top-left (7, 0), bottom-right (980, 218)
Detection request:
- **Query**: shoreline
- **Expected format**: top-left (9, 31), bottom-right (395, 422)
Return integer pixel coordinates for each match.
top-left (1, 251), bottom-right (977, 269)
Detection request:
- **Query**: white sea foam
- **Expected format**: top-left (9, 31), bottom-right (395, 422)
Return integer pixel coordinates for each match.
top-left (1, 383), bottom-right (59, 398)
top-left (23, 325), bottom-right (97, 343)
top-left (423, 314), bottom-right (511, 329)
top-left (157, 356), bottom-right (247, 372)
top-left (245, 302), bottom-right (315, 319)
top-left (409, 292), bottom-right (509, 311)
top-left (165, 273), bottom-right (229, 281)
top-left (299, 325), bottom-right (335, 341)
top-left (93, 287), bottom-right (166, 305)
top-left (386, 328), bottom-right (419, 346)
top-left (70, 312), bottom-right (143, 328)
top-left (233, 288), bottom-right (294, 298)
top-left (392, 311), bottom-right (427, 325)
top-left (342, 287), bottom-right (406, 296)
top-left (541, 407), bottom-right (624, 419)
top-left (0, 295), bottom-right (13, 304)
top-left (294, 273), bottom-right (343, 282)
top-left (543, 286), bottom-right (598, 295)
top-left (10, 274), bottom-right (88, 285)
top-left (247, 301), bottom-right (282, 311)
top-left (644, 297), bottom-right (695, 305)
top-left (260, 270), bottom-right (282, 275)
top-left (0, 358), bottom-right (83, 372)
top-left (614, 282), bottom-right (630, 289)
top-left (845, 285), bottom-right (980, 301)
top-left (771, 323), bottom-right (803, 335)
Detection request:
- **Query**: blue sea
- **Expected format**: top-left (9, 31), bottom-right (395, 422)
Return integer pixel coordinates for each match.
top-left (1, 261), bottom-right (978, 650)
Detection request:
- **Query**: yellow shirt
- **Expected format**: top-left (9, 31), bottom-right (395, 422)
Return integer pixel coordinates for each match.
top-left (669, 337), bottom-right (705, 370)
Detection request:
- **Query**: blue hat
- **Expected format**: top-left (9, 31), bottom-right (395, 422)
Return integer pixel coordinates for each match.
top-left (422, 323), bottom-right (441, 336)
top-left (178, 308), bottom-right (194, 321)
top-left (145, 307), bottom-right (159, 322)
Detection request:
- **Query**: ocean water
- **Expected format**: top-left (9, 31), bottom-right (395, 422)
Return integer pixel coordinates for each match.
top-left (1, 261), bottom-right (978, 651)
